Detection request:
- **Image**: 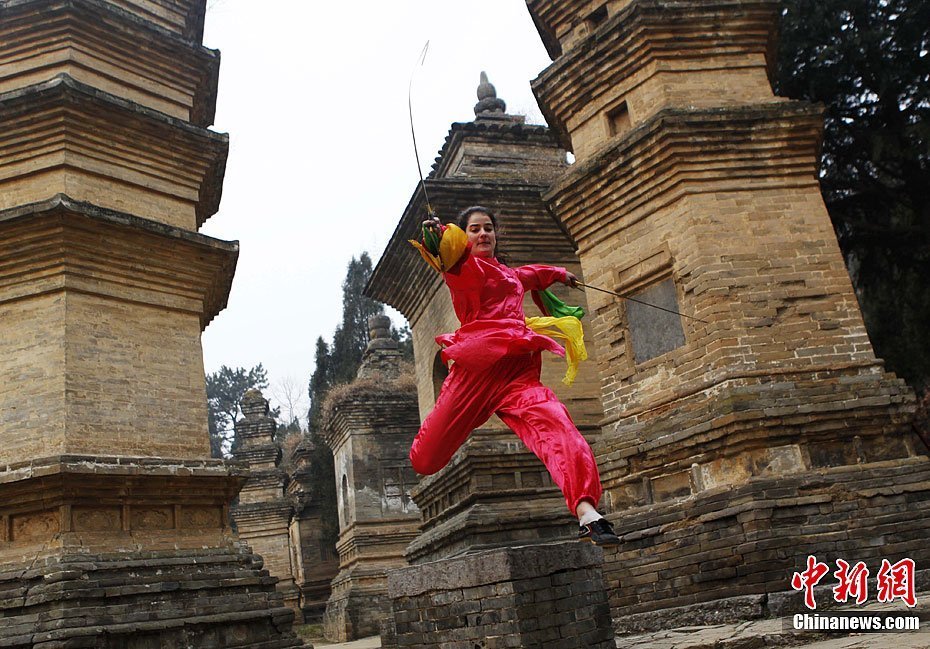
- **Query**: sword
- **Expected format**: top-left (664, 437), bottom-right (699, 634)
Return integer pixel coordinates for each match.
top-left (574, 282), bottom-right (708, 324)
top-left (408, 40), bottom-right (436, 219)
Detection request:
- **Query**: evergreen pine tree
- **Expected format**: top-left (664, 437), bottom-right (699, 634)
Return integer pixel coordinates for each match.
top-left (305, 252), bottom-right (389, 549)
top-left (307, 336), bottom-right (333, 431)
top-left (330, 253), bottom-right (385, 384)
top-left (206, 364), bottom-right (272, 458)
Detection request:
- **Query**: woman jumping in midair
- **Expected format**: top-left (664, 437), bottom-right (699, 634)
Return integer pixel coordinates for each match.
top-left (409, 206), bottom-right (619, 547)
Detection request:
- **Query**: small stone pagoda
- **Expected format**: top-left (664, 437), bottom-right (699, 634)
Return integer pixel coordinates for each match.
top-left (0, 0), bottom-right (303, 646)
top-left (367, 74), bottom-right (604, 563)
top-left (232, 389), bottom-right (301, 621)
top-left (321, 316), bottom-right (421, 642)
top-left (285, 436), bottom-right (340, 623)
top-left (527, 0), bottom-right (929, 629)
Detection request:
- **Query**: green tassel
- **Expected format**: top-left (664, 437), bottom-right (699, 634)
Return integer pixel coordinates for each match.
top-left (540, 289), bottom-right (585, 319)
top-left (422, 225), bottom-right (440, 255)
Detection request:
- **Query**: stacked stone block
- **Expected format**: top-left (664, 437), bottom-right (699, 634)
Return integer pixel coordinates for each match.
top-left (0, 544), bottom-right (295, 648)
top-left (232, 390), bottom-right (301, 621)
top-left (382, 542), bottom-right (615, 649)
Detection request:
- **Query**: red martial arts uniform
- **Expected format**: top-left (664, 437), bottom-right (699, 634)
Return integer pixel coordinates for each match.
top-left (408, 250), bottom-right (603, 514)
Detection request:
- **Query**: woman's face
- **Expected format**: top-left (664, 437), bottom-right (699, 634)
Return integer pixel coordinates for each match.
top-left (465, 212), bottom-right (497, 258)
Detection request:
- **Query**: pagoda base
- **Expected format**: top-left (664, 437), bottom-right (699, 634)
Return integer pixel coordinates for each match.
top-left (0, 455), bottom-right (305, 648)
top-left (322, 522), bottom-right (418, 642)
top-left (0, 546), bottom-right (304, 648)
top-left (407, 431), bottom-right (583, 564)
top-left (381, 541), bottom-right (615, 649)
top-left (602, 457), bottom-right (930, 629)
top-left (323, 565), bottom-right (393, 643)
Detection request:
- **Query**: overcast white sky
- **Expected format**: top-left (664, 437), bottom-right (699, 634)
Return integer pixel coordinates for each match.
top-left (199, 2), bottom-right (553, 421)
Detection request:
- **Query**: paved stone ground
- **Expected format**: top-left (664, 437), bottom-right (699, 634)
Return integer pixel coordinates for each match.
top-left (301, 603), bottom-right (929, 649)
top-left (617, 601), bottom-right (929, 649)
top-left (301, 624), bottom-right (929, 649)
top-left (617, 621), bottom-right (929, 649)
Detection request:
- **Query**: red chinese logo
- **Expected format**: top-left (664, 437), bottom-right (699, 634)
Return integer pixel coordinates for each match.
top-left (791, 556), bottom-right (917, 610)
top-left (833, 559), bottom-right (869, 605)
top-left (877, 558), bottom-right (916, 608)
top-left (791, 555), bottom-right (830, 610)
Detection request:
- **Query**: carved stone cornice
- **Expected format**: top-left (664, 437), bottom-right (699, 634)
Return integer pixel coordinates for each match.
top-left (321, 392), bottom-right (419, 452)
top-left (0, 74), bottom-right (228, 229)
top-left (0, 454), bottom-right (246, 550)
top-left (530, 0), bottom-right (780, 151)
top-left (0, 0), bottom-right (219, 125)
top-left (544, 102), bottom-right (824, 253)
top-left (105, 0), bottom-right (207, 42)
top-left (428, 119), bottom-right (565, 181)
top-left (0, 194), bottom-right (237, 328)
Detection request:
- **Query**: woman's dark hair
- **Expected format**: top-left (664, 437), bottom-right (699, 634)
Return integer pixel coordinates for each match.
top-left (457, 205), bottom-right (498, 230)
top-left (457, 205), bottom-right (507, 264)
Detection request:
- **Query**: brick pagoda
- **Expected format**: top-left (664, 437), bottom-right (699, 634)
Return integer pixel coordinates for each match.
top-left (321, 316), bottom-right (421, 642)
top-left (285, 436), bottom-right (340, 623)
top-left (0, 0), bottom-right (303, 646)
top-left (527, 0), bottom-right (929, 628)
top-left (232, 390), bottom-right (301, 621)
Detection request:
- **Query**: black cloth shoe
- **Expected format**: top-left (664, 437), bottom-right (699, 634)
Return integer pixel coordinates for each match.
top-left (578, 517), bottom-right (620, 546)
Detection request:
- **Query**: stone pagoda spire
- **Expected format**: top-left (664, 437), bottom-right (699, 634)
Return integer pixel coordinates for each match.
top-left (527, 0), bottom-right (928, 629)
top-left (474, 71), bottom-right (507, 117)
top-left (0, 1), bottom-right (302, 645)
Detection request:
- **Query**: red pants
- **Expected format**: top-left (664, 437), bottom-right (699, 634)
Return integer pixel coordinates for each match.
top-left (409, 353), bottom-right (602, 515)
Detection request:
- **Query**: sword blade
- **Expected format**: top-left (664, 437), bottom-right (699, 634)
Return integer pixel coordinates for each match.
top-left (576, 282), bottom-right (707, 324)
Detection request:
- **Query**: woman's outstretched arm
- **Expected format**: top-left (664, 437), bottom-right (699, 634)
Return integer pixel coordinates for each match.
top-left (515, 265), bottom-right (578, 291)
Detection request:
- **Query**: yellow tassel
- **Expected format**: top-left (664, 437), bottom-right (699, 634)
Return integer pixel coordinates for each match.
top-left (409, 223), bottom-right (468, 273)
top-left (525, 316), bottom-right (588, 386)
top-left (438, 223), bottom-right (468, 270)
top-left (409, 239), bottom-right (442, 273)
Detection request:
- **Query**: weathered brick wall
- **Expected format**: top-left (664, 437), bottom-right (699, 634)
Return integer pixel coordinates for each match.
top-left (584, 185), bottom-right (876, 413)
top-left (0, 79), bottom-right (225, 229)
top-left (0, 293), bottom-right (66, 463)
top-left (384, 542), bottom-right (615, 649)
top-left (0, 292), bottom-right (211, 465)
top-left (565, 57), bottom-right (777, 160)
top-left (64, 293), bottom-right (211, 458)
top-left (530, 0), bottom-right (782, 160)
top-left (0, 0), bottom-right (217, 124)
top-left (603, 459), bottom-right (930, 629)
